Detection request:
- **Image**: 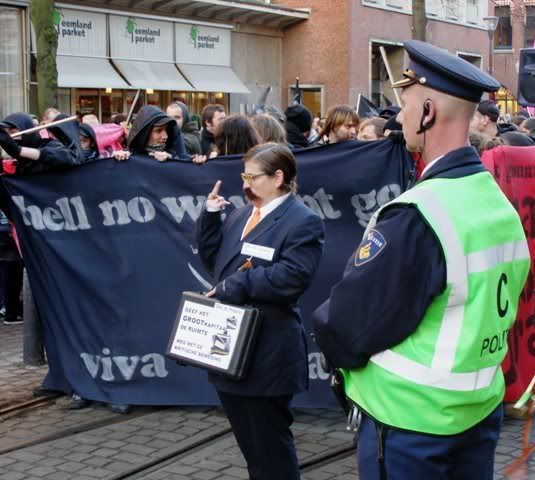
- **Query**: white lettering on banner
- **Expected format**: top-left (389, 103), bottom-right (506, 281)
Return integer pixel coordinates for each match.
top-left (351, 184), bottom-right (401, 228)
top-left (80, 347), bottom-right (169, 381)
top-left (11, 187), bottom-right (376, 232)
top-left (160, 196), bottom-right (205, 223)
top-left (308, 353), bottom-right (330, 380)
top-left (12, 196), bottom-right (91, 231)
top-left (297, 188), bottom-right (341, 220)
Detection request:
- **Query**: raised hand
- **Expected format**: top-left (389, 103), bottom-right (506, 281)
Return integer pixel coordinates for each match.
top-left (0, 129), bottom-right (21, 159)
top-left (206, 180), bottom-right (230, 211)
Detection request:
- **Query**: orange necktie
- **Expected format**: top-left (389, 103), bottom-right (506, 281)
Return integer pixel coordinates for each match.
top-left (242, 209), bottom-right (261, 239)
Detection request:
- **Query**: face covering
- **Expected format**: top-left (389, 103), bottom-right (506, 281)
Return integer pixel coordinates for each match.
top-left (82, 149), bottom-right (98, 161)
top-left (145, 143), bottom-right (167, 153)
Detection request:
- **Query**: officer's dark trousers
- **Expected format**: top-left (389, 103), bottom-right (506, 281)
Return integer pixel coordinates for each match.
top-left (217, 391), bottom-right (300, 480)
top-left (357, 404), bottom-right (503, 480)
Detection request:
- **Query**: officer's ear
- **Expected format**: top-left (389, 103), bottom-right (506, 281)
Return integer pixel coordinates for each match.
top-left (417, 99), bottom-right (436, 134)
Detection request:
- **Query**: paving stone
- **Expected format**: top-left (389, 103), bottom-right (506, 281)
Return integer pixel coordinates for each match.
top-left (105, 460), bottom-right (138, 472)
top-left (120, 443), bottom-right (156, 456)
top-left (100, 439), bottom-right (126, 449)
top-left (5, 451), bottom-right (45, 463)
top-left (0, 472), bottom-right (27, 480)
top-left (55, 461), bottom-right (86, 473)
top-left (84, 456), bottom-right (113, 468)
top-left (44, 471), bottom-right (78, 480)
top-left (192, 469), bottom-right (221, 480)
top-left (221, 466), bottom-right (250, 479)
top-left (27, 466), bottom-right (57, 477)
top-left (76, 467), bottom-right (115, 478)
top-left (160, 464), bottom-right (198, 475)
top-left (112, 451), bottom-right (146, 464)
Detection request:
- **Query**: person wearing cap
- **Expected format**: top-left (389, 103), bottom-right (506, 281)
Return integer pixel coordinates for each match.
top-left (313, 40), bottom-right (529, 479)
top-left (284, 104), bottom-right (315, 148)
top-left (112, 105), bottom-right (189, 163)
top-left (470, 100), bottom-right (518, 140)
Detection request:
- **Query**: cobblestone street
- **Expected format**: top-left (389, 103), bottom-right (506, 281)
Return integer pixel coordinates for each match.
top-left (1, 322), bottom-right (533, 480)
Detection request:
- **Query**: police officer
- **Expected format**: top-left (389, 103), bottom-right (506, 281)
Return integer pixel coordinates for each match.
top-left (313, 40), bottom-right (530, 480)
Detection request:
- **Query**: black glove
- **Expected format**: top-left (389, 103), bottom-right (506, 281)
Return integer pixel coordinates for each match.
top-left (0, 129), bottom-right (21, 159)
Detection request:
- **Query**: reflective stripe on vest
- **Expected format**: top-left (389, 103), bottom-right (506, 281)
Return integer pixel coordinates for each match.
top-left (363, 186), bottom-right (530, 392)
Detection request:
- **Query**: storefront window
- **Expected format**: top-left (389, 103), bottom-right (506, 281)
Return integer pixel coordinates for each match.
top-left (0, 7), bottom-right (24, 118)
top-left (101, 90), bottom-right (124, 122)
top-left (76, 89), bottom-right (99, 120)
top-left (58, 89), bottom-right (72, 114)
top-left (525, 7), bottom-right (535, 48)
top-left (146, 91), bottom-right (162, 107)
top-left (494, 6), bottom-right (512, 49)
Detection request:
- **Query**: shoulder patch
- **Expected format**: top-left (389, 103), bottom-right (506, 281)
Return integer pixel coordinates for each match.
top-left (355, 229), bottom-right (387, 266)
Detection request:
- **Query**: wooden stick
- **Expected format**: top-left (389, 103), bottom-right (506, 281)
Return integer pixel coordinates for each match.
top-left (125, 89), bottom-right (141, 127)
top-left (9, 115), bottom-right (78, 138)
top-left (379, 46), bottom-right (402, 106)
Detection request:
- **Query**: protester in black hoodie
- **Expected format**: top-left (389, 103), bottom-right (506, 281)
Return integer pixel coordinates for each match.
top-left (284, 104), bottom-right (315, 149)
top-left (112, 105), bottom-right (189, 162)
top-left (0, 112), bottom-right (83, 173)
top-left (79, 123), bottom-right (102, 162)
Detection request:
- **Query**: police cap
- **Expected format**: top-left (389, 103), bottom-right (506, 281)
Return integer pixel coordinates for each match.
top-left (392, 40), bottom-right (500, 103)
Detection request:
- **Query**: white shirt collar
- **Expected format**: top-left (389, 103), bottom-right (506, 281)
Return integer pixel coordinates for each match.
top-left (254, 192), bottom-right (291, 219)
top-left (421, 155), bottom-right (445, 177)
top-left (241, 193), bottom-right (291, 240)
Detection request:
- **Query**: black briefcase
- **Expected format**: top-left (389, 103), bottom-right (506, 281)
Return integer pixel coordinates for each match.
top-left (166, 291), bottom-right (262, 380)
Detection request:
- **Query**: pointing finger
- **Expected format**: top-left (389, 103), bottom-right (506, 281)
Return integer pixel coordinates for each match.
top-left (208, 180), bottom-right (222, 199)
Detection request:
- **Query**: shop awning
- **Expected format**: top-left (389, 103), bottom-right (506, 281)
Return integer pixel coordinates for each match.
top-left (56, 55), bottom-right (130, 89)
top-left (178, 64), bottom-right (250, 94)
top-left (112, 60), bottom-right (194, 91)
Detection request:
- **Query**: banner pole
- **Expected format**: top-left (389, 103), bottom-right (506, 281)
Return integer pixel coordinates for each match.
top-left (379, 46), bottom-right (402, 107)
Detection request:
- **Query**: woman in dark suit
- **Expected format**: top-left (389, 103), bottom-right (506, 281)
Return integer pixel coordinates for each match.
top-left (196, 143), bottom-right (325, 479)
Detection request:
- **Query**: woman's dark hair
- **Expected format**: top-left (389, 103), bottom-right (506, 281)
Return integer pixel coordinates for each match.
top-left (243, 142), bottom-right (297, 193)
top-left (214, 115), bottom-right (260, 156)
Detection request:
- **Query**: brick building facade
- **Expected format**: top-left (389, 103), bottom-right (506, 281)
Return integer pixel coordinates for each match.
top-left (277, 0), bottom-right (498, 116)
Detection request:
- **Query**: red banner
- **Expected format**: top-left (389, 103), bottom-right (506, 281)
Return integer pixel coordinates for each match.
top-left (482, 146), bottom-right (535, 402)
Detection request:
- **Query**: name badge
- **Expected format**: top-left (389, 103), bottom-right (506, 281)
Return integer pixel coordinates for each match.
top-left (241, 242), bottom-right (275, 261)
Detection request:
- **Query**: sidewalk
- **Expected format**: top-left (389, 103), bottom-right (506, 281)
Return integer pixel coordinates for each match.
top-left (0, 323), bottom-right (48, 408)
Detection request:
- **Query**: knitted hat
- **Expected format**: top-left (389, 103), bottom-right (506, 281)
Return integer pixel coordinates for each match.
top-left (284, 105), bottom-right (313, 133)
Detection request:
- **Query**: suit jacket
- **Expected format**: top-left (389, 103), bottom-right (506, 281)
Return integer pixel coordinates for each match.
top-left (196, 194), bottom-right (325, 396)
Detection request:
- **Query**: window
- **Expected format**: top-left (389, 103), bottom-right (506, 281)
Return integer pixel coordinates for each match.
top-left (466, 0), bottom-right (478, 24)
top-left (288, 87), bottom-right (322, 117)
top-left (526, 6), bottom-right (535, 48)
top-left (0, 7), bottom-right (24, 118)
top-left (494, 6), bottom-right (512, 49)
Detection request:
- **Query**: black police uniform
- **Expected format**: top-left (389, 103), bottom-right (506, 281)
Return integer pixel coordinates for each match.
top-left (313, 40), bottom-right (505, 480)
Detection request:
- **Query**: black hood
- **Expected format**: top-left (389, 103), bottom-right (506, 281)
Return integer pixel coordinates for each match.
top-left (78, 123), bottom-right (100, 155)
top-left (127, 105), bottom-right (177, 154)
top-left (174, 101), bottom-right (191, 131)
top-left (497, 123), bottom-right (518, 136)
top-left (47, 113), bottom-right (82, 153)
top-left (0, 112), bottom-right (41, 149)
top-left (286, 121), bottom-right (310, 148)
